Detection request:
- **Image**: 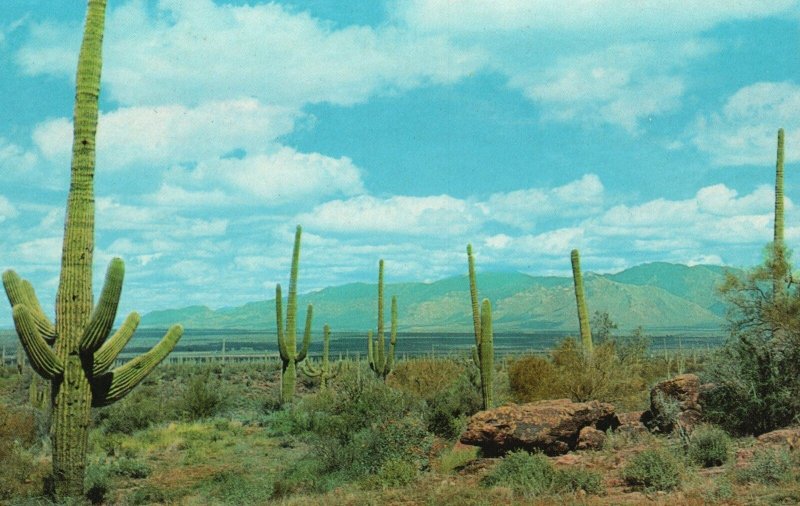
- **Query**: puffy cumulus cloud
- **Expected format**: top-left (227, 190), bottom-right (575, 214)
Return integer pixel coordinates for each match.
top-left (398, 0), bottom-right (797, 37)
top-left (691, 82), bottom-right (800, 165)
top-left (168, 147), bottom-right (365, 206)
top-left (591, 182), bottom-right (782, 246)
top-left (517, 43), bottom-right (701, 133)
top-left (298, 194), bottom-right (479, 236)
top-left (0, 195), bottom-right (18, 222)
top-left (18, 0), bottom-right (485, 108)
top-left (395, 1), bottom-right (797, 132)
top-left (0, 138), bottom-right (38, 173)
top-left (482, 174), bottom-right (603, 229)
top-left (32, 99), bottom-right (299, 170)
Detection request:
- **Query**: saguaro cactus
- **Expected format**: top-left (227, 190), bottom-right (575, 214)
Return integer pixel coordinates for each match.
top-left (467, 244), bottom-right (494, 410)
top-left (773, 128), bottom-right (787, 296)
top-left (571, 249), bottom-right (593, 355)
top-left (276, 225), bottom-right (312, 404)
top-left (2, 0), bottom-right (182, 497)
top-left (301, 324), bottom-right (340, 389)
top-left (368, 260), bottom-right (397, 380)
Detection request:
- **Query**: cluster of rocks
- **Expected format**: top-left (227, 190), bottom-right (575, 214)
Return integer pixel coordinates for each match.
top-left (459, 373), bottom-right (708, 456)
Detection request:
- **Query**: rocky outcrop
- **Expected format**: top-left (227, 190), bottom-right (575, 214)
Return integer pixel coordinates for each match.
top-left (459, 399), bottom-right (618, 456)
top-left (644, 374), bottom-right (704, 433)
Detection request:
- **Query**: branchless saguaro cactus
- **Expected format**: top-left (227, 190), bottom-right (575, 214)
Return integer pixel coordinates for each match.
top-left (773, 128), bottom-right (788, 297)
top-left (276, 225), bottom-right (313, 404)
top-left (301, 324), bottom-right (340, 389)
top-left (2, 0), bottom-right (183, 497)
top-left (570, 249), bottom-right (593, 355)
top-left (368, 259), bottom-right (397, 380)
top-left (467, 244), bottom-right (494, 410)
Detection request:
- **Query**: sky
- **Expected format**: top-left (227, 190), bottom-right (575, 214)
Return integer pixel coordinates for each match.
top-left (0, 0), bottom-right (798, 325)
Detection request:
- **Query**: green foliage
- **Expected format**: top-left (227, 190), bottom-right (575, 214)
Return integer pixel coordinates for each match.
top-left (84, 463), bottom-right (111, 505)
top-left (96, 386), bottom-right (170, 435)
top-left (180, 369), bottom-right (227, 420)
top-left (437, 445), bottom-right (479, 474)
top-left (686, 425), bottom-right (732, 468)
top-left (482, 450), bottom-right (602, 497)
top-left (591, 310), bottom-right (618, 344)
top-left (735, 447), bottom-right (794, 485)
top-left (111, 457), bottom-right (150, 479)
top-left (508, 354), bottom-right (558, 403)
top-left (621, 448), bottom-right (681, 492)
top-left (368, 457), bottom-right (419, 489)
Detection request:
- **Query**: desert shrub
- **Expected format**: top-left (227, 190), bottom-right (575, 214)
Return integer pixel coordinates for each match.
top-left (508, 355), bottom-right (559, 402)
top-left (199, 469), bottom-right (274, 505)
top-left (389, 358), bottom-right (464, 399)
top-left (482, 450), bottom-right (602, 497)
top-left (85, 463), bottom-right (111, 504)
top-left (367, 457), bottom-right (419, 489)
top-left (180, 369), bottom-right (227, 420)
top-left (437, 445), bottom-right (479, 473)
top-left (125, 485), bottom-right (174, 505)
top-left (423, 369), bottom-right (483, 439)
top-left (687, 425), bottom-right (732, 467)
top-left (735, 447), bottom-right (794, 484)
top-left (550, 337), bottom-right (649, 410)
top-left (621, 448), bottom-right (681, 492)
top-left (96, 385), bottom-right (170, 435)
top-left (112, 457), bottom-right (151, 479)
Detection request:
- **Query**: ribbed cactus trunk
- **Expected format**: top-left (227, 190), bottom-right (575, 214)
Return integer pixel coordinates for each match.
top-left (571, 249), bottom-right (593, 356)
top-left (3, 1), bottom-right (183, 497)
top-left (467, 244), bottom-right (494, 410)
top-left (301, 324), bottom-right (339, 389)
top-left (773, 128), bottom-right (786, 297)
top-left (276, 226), bottom-right (312, 404)
top-left (368, 260), bottom-right (397, 380)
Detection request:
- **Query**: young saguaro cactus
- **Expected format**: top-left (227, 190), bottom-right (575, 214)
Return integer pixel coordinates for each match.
top-left (467, 244), bottom-right (494, 410)
top-left (276, 225), bottom-right (313, 404)
top-left (301, 324), bottom-right (340, 389)
top-left (368, 260), bottom-right (397, 380)
top-left (570, 249), bottom-right (593, 355)
top-left (2, 0), bottom-right (182, 497)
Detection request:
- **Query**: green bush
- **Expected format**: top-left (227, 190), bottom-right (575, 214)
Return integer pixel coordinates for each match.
top-left (96, 385), bottom-right (173, 434)
top-left (508, 355), bottom-right (559, 403)
top-left (112, 457), bottom-right (151, 479)
top-left (367, 457), bottom-right (419, 489)
top-left (181, 369), bottom-right (227, 420)
top-left (84, 463), bottom-right (111, 504)
top-left (482, 450), bottom-right (602, 497)
top-left (687, 425), bottom-right (732, 467)
top-left (735, 447), bottom-right (794, 484)
top-left (621, 448), bottom-right (681, 492)
top-left (423, 369), bottom-right (482, 439)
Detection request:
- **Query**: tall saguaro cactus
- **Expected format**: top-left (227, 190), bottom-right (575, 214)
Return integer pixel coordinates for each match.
top-left (571, 249), bottom-right (593, 355)
top-left (773, 128), bottom-right (787, 297)
top-left (301, 324), bottom-right (340, 389)
top-left (467, 244), bottom-right (494, 410)
top-left (368, 259), bottom-right (397, 380)
top-left (2, 0), bottom-right (183, 497)
top-left (276, 225), bottom-right (312, 404)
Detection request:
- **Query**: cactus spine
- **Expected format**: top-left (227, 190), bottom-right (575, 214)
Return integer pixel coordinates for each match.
top-left (368, 260), bottom-right (397, 380)
top-left (467, 244), bottom-right (494, 410)
top-left (301, 324), bottom-right (340, 389)
top-left (773, 128), bottom-right (786, 297)
top-left (571, 249), bottom-right (593, 355)
top-left (2, 0), bottom-right (182, 496)
top-left (276, 225), bottom-right (312, 404)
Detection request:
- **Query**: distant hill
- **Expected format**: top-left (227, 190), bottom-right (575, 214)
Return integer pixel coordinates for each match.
top-left (141, 262), bottom-right (735, 333)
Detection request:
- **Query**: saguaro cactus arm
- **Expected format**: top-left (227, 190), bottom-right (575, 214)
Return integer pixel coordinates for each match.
top-left (296, 304), bottom-right (313, 362)
top-left (3, 271), bottom-right (56, 342)
top-left (92, 311), bottom-right (140, 375)
top-left (11, 305), bottom-right (63, 378)
top-left (91, 324), bottom-right (183, 407)
top-left (80, 258), bottom-right (124, 353)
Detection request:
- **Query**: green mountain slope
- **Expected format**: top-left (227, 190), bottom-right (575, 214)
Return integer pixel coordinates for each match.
top-left (141, 262), bottom-right (728, 332)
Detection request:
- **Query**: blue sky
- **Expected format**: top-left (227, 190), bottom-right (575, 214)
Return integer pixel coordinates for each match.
top-left (0, 0), bottom-right (798, 324)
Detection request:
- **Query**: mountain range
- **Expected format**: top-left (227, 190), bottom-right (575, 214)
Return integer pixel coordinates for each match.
top-left (141, 262), bottom-right (738, 333)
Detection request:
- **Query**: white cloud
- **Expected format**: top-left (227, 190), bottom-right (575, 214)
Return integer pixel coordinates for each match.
top-left (398, 1), bottom-right (798, 37)
top-left (32, 99), bottom-right (299, 170)
top-left (482, 174), bottom-right (603, 229)
top-left (298, 194), bottom-right (479, 236)
top-left (169, 147), bottom-right (365, 206)
top-left (0, 137), bottom-right (38, 173)
top-left (0, 195), bottom-right (18, 223)
top-left (691, 82), bottom-right (800, 165)
top-left (18, 0), bottom-right (484, 108)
